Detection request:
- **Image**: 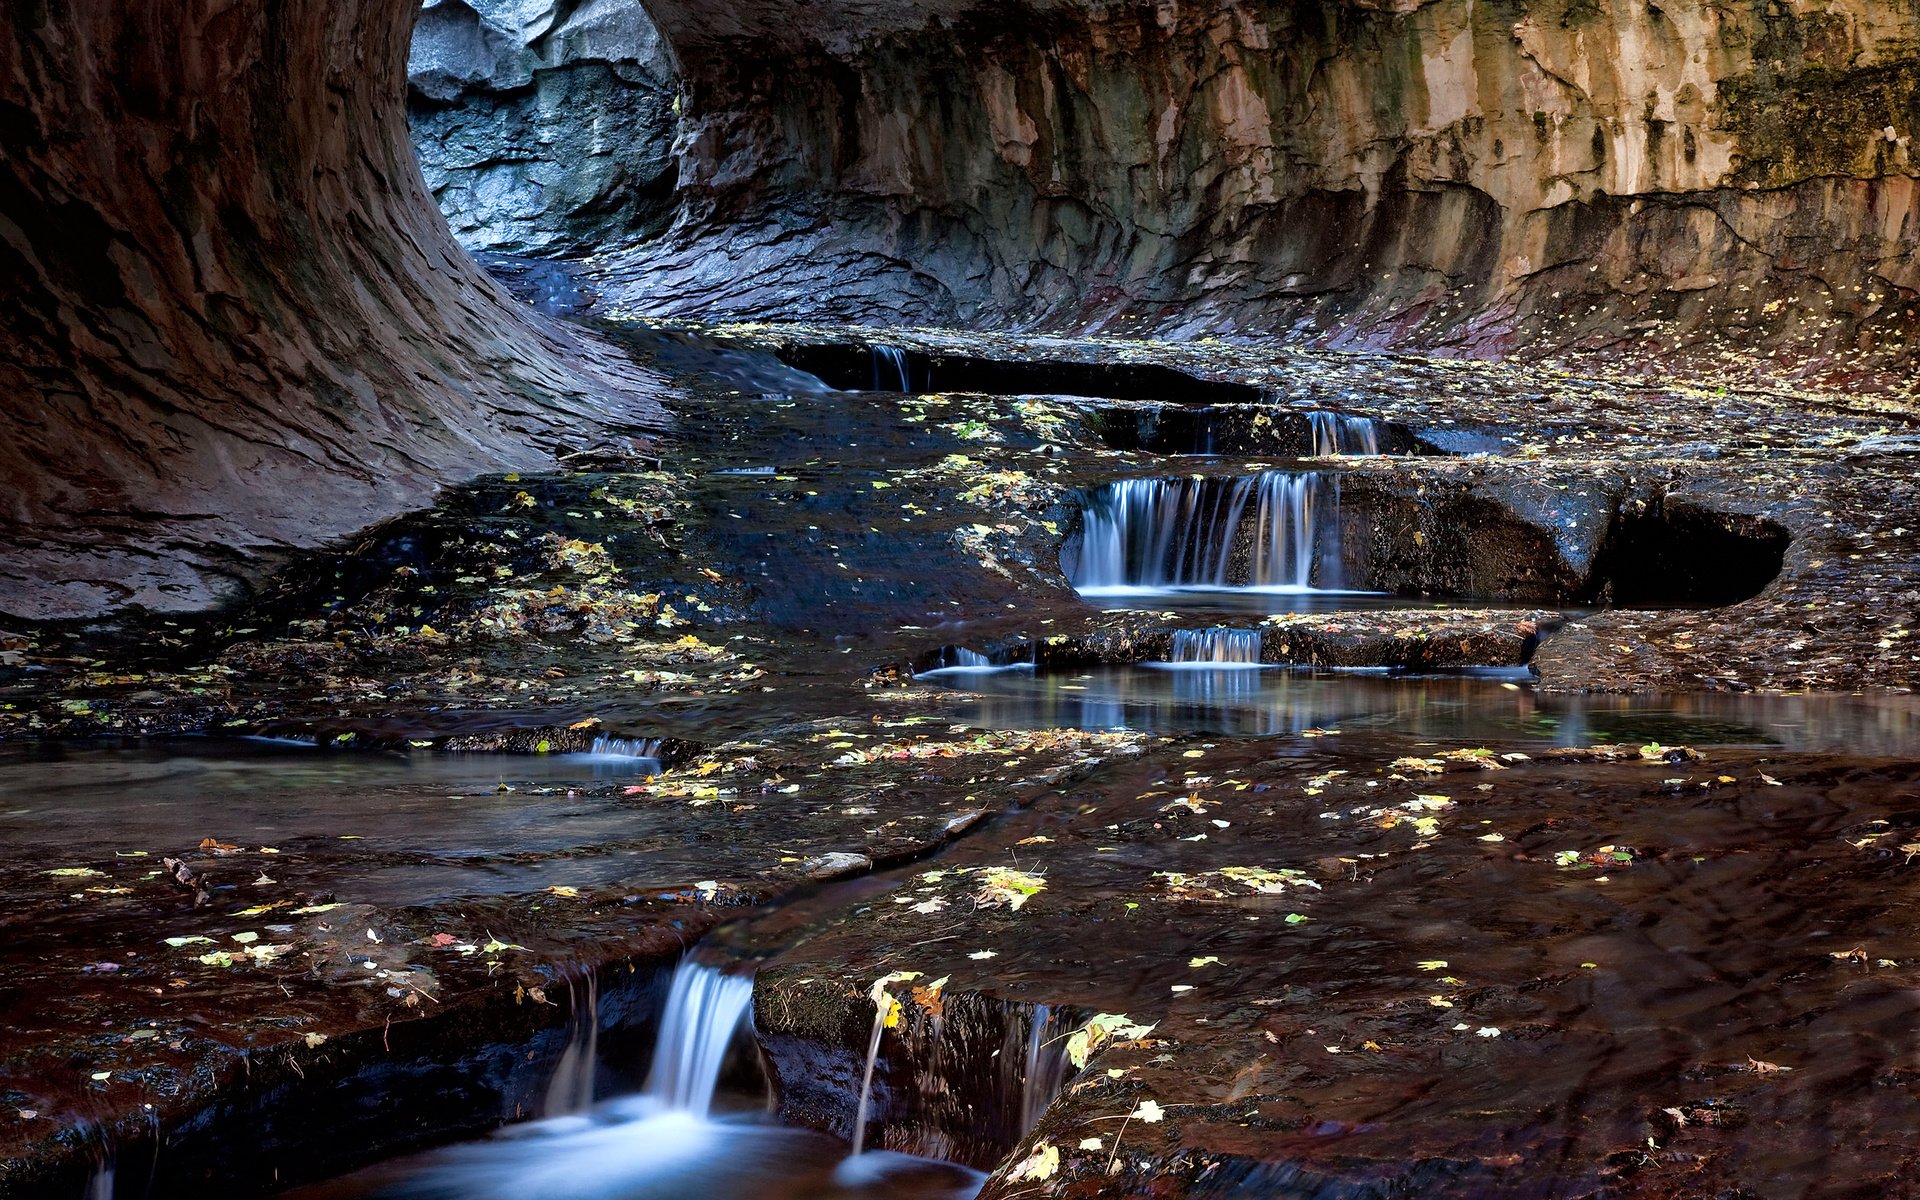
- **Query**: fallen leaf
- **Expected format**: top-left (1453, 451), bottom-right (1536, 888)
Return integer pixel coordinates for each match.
top-left (1005, 1142), bottom-right (1059, 1182)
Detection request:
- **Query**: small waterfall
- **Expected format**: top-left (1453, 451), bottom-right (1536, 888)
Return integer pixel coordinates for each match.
top-left (870, 345), bottom-right (910, 392)
top-left (850, 997), bottom-right (888, 1156)
top-left (84, 1165), bottom-right (113, 1200)
top-left (1308, 411), bottom-right (1380, 456)
top-left (1073, 472), bottom-right (1342, 592)
top-left (542, 974), bottom-right (600, 1117)
top-left (933, 647), bottom-right (991, 670)
top-left (1169, 627), bottom-right (1263, 664)
top-left (1019, 1005), bottom-right (1070, 1134)
top-left (589, 736), bottom-right (662, 770)
top-left (644, 960), bottom-right (756, 1118)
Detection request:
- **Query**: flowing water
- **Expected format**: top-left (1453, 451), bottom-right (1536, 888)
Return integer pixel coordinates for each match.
top-left (1071, 471), bottom-right (1348, 594)
top-left (1167, 627), bottom-right (1263, 664)
top-left (850, 994), bottom-right (889, 1156)
top-left (928, 663), bottom-right (1920, 751)
top-left (870, 345), bottom-right (911, 392)
top-left (1016, 1006), bottom-right (1069, 1135)
top-left (541, 975), bottom-right (601, 1117)
top-left (642, 961), bottom-right (757, 1117)
top-left (291, 958), bottom-right (981, 1199)
top-left (1307, 410), bottom-right (1380, 456)
top-left (587, 736), bottom-right (663, 773)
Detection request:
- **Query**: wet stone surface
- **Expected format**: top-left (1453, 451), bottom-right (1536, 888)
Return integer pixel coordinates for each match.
top-left (0, 323), bottom-right (1916, 1196)
top-left (0, 726), bottom-right (1140, 1194)
top-left (743, 737), bottom-right (1920, 1197)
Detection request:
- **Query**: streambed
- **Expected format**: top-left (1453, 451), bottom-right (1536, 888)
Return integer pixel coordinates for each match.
top-left (5, 330), bottom-right (1918, 1198)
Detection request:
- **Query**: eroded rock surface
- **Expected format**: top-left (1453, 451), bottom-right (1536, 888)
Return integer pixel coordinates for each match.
top-left (0, 3), bottom-right (668, 623)
top-left (746, 740), bottom-right (1920, 1197)
top-left (594, 0), bottom-right (1920, 389)
top-left (407, 0), bottom-right (681, 254)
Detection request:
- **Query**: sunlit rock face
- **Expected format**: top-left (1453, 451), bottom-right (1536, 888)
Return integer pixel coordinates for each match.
top-left (0, 3), bottom-right (666, 622)
top-left (607, 0), bottom-right (1920, 368)
top-left (407, 0), bottom-right (681, 254)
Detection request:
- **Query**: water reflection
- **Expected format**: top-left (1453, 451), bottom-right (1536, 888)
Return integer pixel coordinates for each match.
top-left (0, 741), bottom-right (685, 907)
top-left (924, 665), bottom-right (1920, 752)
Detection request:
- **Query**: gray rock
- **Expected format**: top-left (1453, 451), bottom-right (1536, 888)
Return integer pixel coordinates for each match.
top-left (801, 852), bottom-right (873, 880)
top-left (407, 0), bottom-right (680, 255)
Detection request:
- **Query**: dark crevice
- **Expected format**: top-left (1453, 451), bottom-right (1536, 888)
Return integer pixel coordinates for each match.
top-left (775, 342), bottom-right (1268, 404)
top-left (1585, 499), bottom-right (1790, 607)
top-left (1081, 402), bottom-right (1427, 456)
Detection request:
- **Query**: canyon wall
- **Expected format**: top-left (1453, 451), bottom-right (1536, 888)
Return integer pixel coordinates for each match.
top-left (408, 0), bottom-right (681, 254)
top-left (604, 0), bottom-right (1920, 375)
top-left (0, 2), bottom-right (665, 622)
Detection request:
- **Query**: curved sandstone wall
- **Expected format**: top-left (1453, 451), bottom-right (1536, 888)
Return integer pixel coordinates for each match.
top-left (0, 3), bottom-right (665, 621)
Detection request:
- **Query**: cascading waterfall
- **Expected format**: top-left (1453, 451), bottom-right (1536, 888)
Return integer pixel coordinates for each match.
top-left (1072, 472), bottom-right (1343, 592)
top-left (1308, 411), bottom-right (1380, 456)
top-left (1168, 627), bottom-right (1263, 664)
top-left (644, 960), bottom-right (757, 1118)
top-left (588, 736), bottom-right (663, 773)
top-left (870, 345), bottom-right (911, 392)
top-left (541, 974), bottom-right (600, 1117)
top-left (84, 1165), bottom-right (113, 1200)
top-left (850, 995), bottom-right (888, 1156)
top-left (343, 957), bottom-right (988, 1198)
top-left (924, 647), bottom-right (992, 671)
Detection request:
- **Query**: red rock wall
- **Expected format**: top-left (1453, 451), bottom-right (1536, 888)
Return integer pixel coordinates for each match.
top-left (0, 2), bottom-right (664, 620)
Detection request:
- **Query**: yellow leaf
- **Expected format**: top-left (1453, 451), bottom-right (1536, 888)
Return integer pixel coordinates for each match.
top-left (1006, 1142), bottom-right (1059, 1182)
